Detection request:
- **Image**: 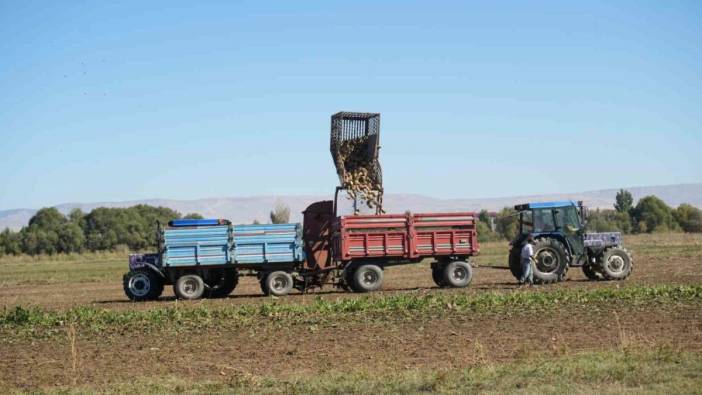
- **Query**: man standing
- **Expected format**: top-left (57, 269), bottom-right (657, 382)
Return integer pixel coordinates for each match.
top-left (520, 234), bottom-right (535, 286)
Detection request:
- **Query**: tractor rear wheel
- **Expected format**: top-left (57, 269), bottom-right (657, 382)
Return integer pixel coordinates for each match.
top-left (582, 264), bottom-right (603, 281)
top-left (598, 247), bottom-right (633, 281)
top-left (532, 238), bottom-right (569, 284)
top-left (123, 269), bottom-right (164, 301)
top-left (174, 274), bottom-right (205, 300)
top-left (206, 269), bottom-right (239, 298)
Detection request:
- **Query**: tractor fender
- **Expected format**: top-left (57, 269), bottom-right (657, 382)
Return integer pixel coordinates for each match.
top-left (140, 262), bottom-right (165, 278)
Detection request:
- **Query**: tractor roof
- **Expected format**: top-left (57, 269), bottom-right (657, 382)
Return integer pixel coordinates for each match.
top-left (514, 201), bottom-right (577, 211)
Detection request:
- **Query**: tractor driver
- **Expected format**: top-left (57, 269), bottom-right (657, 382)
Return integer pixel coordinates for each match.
top-left (519, 234), bottom-right (535, 286)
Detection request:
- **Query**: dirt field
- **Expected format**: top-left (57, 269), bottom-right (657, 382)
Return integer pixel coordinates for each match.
top-left (1, 234), bottom-right (701, 393)
top-left (0, 234), bottom-right (700, 311)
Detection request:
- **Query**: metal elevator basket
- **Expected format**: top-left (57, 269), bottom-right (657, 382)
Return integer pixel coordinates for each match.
top-left (329, 112), bottom-right (383, 213)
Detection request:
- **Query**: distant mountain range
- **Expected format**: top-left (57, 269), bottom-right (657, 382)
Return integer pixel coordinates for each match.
top-left (1, 183), bottom-right (700, 231)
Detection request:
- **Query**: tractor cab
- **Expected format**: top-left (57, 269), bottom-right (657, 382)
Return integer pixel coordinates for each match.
top-left (514, 200), bottom-right (587, 256)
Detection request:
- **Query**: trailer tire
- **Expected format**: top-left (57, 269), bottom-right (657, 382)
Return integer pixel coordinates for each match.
top-left (261, 271), bottom-right (294, 296)
top-left (598, 247), bottom-right (633, 281)
top-left (206, 269), bottom-right (239, 298)
top-left (532, 238), bottom-right (569, 284)
top-left (431, 264), bottom-right (448, 288)
top-left (350, 264), bottom-right (384, 293)
top-left (174, 274), bottom-right (205, 300)
top-left (441, 261), bottom-right (473, 288)
top-left (123, 269), bottom-right (164, 301)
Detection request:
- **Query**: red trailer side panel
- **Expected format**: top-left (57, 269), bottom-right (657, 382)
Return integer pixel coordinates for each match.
top-left (333, 212), bottom-right (478, 262)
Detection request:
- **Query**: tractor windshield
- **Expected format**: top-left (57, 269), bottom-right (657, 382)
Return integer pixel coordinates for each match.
top-left (519, 205), bottom-right (581, 234)
top-left (555, 205), bottom-right (581, 232)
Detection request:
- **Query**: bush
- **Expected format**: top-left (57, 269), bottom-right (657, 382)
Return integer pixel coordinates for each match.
top-left (587, 209), bottom-right (632, 233)
top-left (630, 196), bottom-right (678, 233)
top-left (476, 221), bottom-right (501, 242)
top-left (270, 203), bottom-right (291, 224)
top-left (673, 204), bottom-right (702, 233)
top-left (495, 207), bottom-right (518, 240)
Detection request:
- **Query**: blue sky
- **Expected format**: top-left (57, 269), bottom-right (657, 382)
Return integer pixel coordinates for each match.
top-left (0, 1), bottom-right (700, 210)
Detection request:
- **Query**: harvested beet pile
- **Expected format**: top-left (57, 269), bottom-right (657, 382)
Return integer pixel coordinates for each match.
top-left (330, 112), bottom-right (384, 213)
top-left (336, 136), bottom-right (383, 209)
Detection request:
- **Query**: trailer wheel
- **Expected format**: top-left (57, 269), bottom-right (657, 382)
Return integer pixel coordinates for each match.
top-left (350, 264), bottom-right (384, 293)
top-left (261, 271), bottom-right (294, 296)
top-left (123, 269), bottom-right (163, 301)
top-left (206, 269), bottom-right (239, 298)
top-left (174, 274), bottom-right (205, 300)
top-left (441, 261), bottom-right (473, 288)
top-left (431, 264), bottom-right (448, 288)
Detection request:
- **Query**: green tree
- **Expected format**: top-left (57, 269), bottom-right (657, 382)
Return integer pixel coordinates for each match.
top-left (183, 213), bottom-right (204, 219)
top-left (630, 196), bottom-right (677, 233)
top-left (68, 208), bottom-right (86, 229)
top-left (478, 210), bottom-right (490, 225)
top-left (587, 209), bottom-right (632, 233)
top-left (673, 204), bottom-right (702, 233)
top-left (270, 203), bottom-right (291, 224)
top-left (614, 189), bottom-right (634, 213)
top-left (476, 221), bottom-right (500, 243)
top-left (19, 208), bottom-right (68, 254)
top-left (84, 205), bottom-right (181, 251)
top-left (57, 222), bottom-right (85, 253)
top-left (0, 229), bottom-right (22, 255)
top-left (495, 207), bottom-right (518, 240)
top-left (21, 228), bottom-right (59, 255)
top-left (28, 207), bottom-right (67, 229)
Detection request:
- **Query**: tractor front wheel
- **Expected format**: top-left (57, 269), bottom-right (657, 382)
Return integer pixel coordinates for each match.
top-left (123, 269), bottom-right (164, 301)
top-left (532, 238), bottom-right (569, 284)
top-left (598, 247), bottom-right (633, 281)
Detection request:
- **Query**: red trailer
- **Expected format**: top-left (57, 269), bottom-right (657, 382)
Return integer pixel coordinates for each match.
top-left (296, 111), bottom-right (480, 293)
top-left (302, 201), bottom-right (480, 292)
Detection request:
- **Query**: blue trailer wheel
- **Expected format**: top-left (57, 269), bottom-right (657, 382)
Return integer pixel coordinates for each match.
top-left (261, 271), bottom-right (294, 296)
top-left (174, 274), bottom-right (205, 300)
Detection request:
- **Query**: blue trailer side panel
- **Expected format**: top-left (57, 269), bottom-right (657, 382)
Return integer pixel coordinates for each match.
top-left (232, 223), bottom-right (304, 264)
top-left (161, 223), bottom-right (304, 268)
top-left (163, 225), bottom-right (231, 267)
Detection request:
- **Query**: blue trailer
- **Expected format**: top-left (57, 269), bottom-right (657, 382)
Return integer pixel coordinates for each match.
top-left (123, 219), bottom-right (305, 300)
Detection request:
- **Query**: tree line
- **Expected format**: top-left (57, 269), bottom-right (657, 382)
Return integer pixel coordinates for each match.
top-left (475, 190), bottom-right (702, 242)
top-left (1, 192), bottom-right (700, 255)
top-left (0, 205), bottom-right (203, 256)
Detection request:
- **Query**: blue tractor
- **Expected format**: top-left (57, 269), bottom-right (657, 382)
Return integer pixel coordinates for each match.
top-left (508, 201), bottom-right (633, 283)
